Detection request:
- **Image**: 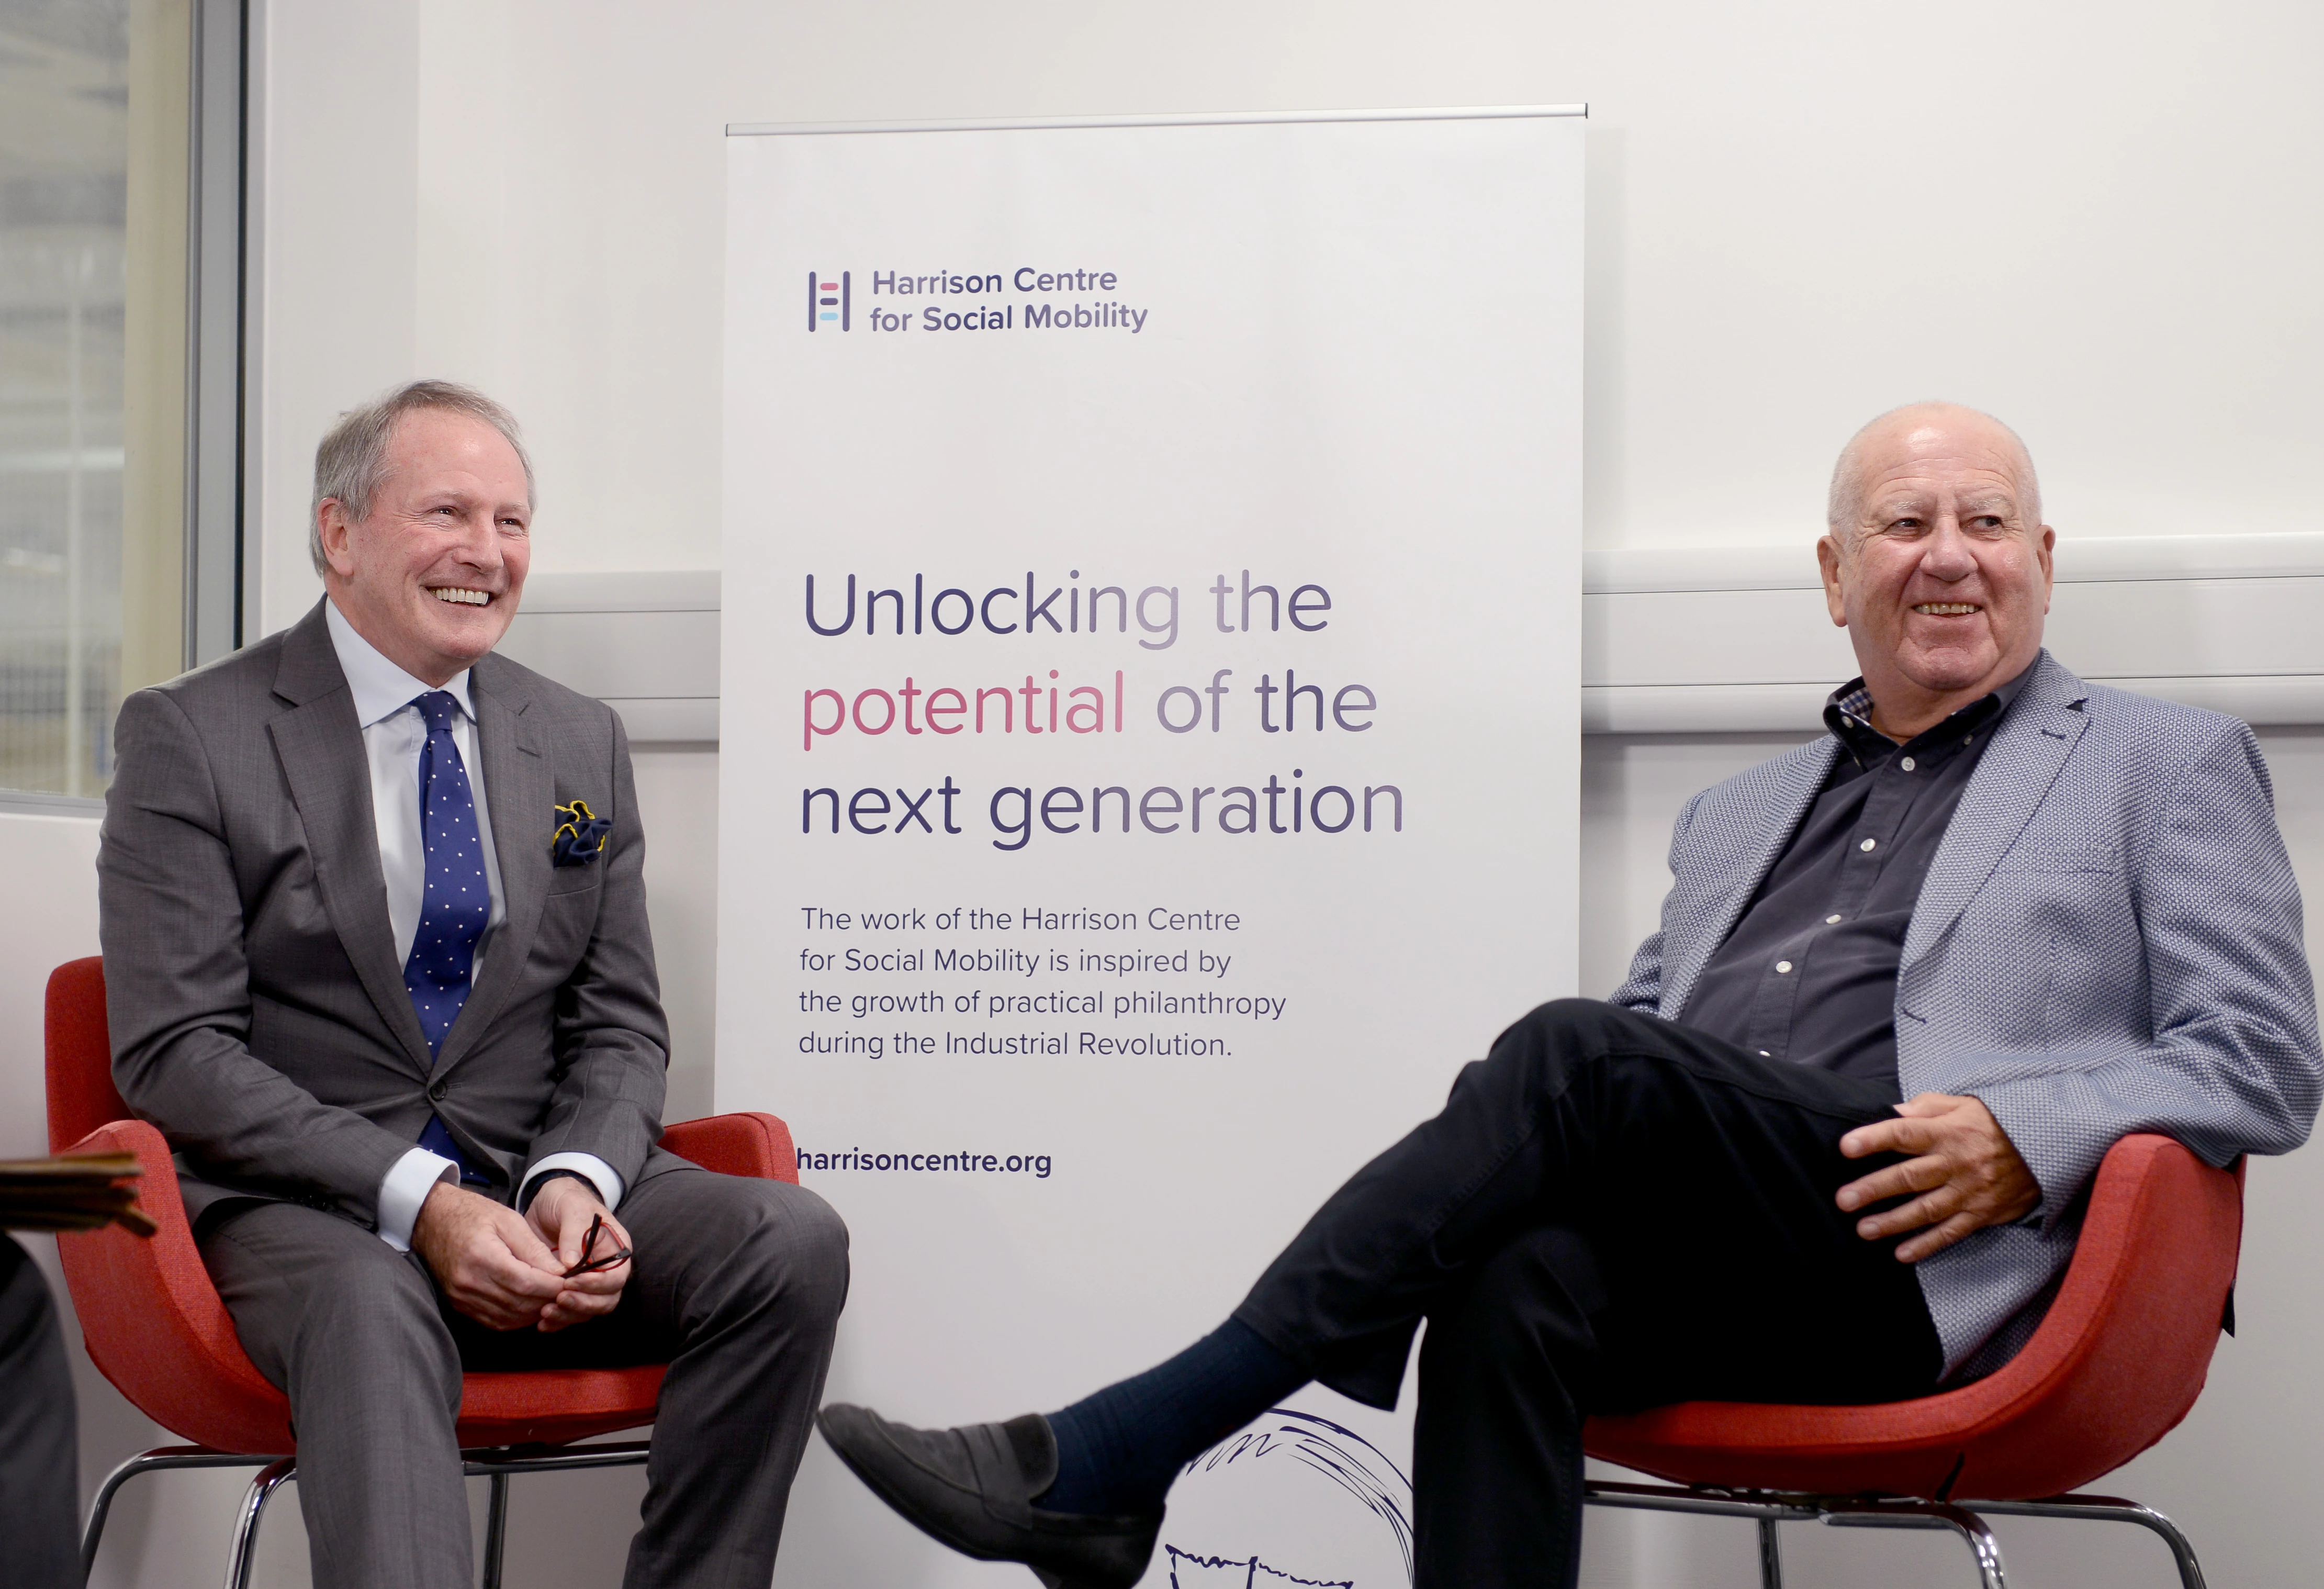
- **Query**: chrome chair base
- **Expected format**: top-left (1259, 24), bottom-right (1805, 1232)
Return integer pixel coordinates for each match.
top-left (83, 1446), bottom-right (2207, 1589)
top-left (1585, 1479), bottom-right (2207, 1589)
top-left (81, 1439), bottom-right (652, 1589)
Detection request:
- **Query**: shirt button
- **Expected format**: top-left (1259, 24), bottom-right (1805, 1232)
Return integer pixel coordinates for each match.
top-left (1860, 838), bottom-right (1877, 852)
top-left (1826, 914), bottom-right (1843, 924)
top-left (1776, 960), bottom-right (1793, 973)
top-left (1900, 756), bottom-right (1916, 771)
top-left (1759, 1050), bottom-right (1772, 1058)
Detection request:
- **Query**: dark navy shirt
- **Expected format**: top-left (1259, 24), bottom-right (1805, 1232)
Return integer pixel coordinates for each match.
top-left (1676, 667), bottom-right (2033, 1090)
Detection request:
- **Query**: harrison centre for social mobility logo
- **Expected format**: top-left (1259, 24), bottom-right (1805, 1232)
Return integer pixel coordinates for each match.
top-left (801, 262), bottom-right (1150, 337)
top-left (808, 271), bottom-right (851, 331)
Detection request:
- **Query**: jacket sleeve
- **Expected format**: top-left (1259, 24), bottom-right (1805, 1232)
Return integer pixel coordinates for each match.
top-left (99, 688), bottom-right (419, 1225)
top-left (1608, 790), bottom-right (1703, 1012)
top-left (1972, 721), bottom-right (2322, 1224)
top-left (522, 711), bottom-right (669, 1192)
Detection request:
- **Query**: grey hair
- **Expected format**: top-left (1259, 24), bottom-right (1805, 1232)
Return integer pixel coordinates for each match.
top-left (1826, 401), bottom-right (2040, 546)
top-left (310, 380), bottom-right (535, 575)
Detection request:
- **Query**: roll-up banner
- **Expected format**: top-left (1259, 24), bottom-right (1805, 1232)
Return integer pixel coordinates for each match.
top-left (720, 107), bottom-right (1586, 1586)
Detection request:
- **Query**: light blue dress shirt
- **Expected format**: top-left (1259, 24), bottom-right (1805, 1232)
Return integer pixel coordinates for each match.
top-left (324, 599), bottom-right (624, 1250)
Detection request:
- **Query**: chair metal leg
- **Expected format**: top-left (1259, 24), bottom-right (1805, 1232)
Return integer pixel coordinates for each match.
top-left (456, 1440), bottom-right (651, 1588)
top-left (1587, 1477), bottom-right (2213, 1589)
top-left (79, 1439), bottom-right (650, 1589)
top-left (1974, 1494), bottom-right (2207, 1589)
top-left (1586, 1481), bottom-right (2008, 1589)
top-left (481, 1470), bottom-right (512, 1589)
top-left (78, 1446), bottom-right (277, 1585)
top-left (1757, 1514), bottom-right (1783, 1588)
top-left (1823, 1497), bottom-right (2008, 1589)
top-left (222, 1457), bottom-right (298, 1589)
top-left (458, 1439), bottom-right (653, 1484)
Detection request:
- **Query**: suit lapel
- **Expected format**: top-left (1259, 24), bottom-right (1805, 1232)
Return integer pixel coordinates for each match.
top-left (1901, 652), bottom-right (2092, 971)
top-left (435, 654), bottom-right (549, 1075)
top-left (267, 605), bottom-right (435, 1074)
top-left (1659, 738), bottom-right (1841, 1017)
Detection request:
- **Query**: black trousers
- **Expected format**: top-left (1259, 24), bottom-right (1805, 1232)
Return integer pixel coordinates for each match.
top-left (1, 1236), bottom-right (81, 1589)
top-left (1233, 999), bottom-right (1944, 1589)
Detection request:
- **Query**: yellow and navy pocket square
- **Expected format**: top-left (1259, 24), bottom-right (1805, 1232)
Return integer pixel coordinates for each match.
top-left (552, 800), bottom-right (613, 867)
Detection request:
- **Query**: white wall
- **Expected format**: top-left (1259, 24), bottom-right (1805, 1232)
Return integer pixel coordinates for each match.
top-left (10, 0), bottom-right (2314, 1584)
top-left (249, 0), bottom-right (2324, 638)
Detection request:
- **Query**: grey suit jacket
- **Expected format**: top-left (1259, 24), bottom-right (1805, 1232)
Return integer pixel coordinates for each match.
top-left (1611, 651), bottom-right (2322, 1375)
top-left (98, 599), bottom-right (684, 1229)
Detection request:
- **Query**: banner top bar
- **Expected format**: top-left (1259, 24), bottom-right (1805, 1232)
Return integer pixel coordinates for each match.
top-left (726, 105), bottom-right (1588, 138)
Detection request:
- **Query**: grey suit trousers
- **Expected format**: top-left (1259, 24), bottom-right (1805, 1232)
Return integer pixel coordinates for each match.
top-left (1, 1236), bottom-right (81, 1589)
top-left (199, 1167), bottom-right (848, 1589)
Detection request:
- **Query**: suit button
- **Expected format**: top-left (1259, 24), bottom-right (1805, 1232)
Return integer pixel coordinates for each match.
top-left (428, 1081), bottom-right (446, 1101)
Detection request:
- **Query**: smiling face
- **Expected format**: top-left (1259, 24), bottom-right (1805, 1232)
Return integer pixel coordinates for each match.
top-left (317, 408), bottom-right (532, 686)
top-left (1817, 406), bottom-right (2054, 740)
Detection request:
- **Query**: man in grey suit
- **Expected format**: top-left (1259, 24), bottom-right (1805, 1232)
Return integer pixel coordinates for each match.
top-left (99, 381), bottom-right (848, 1589)
top-left (816, 402), bottom-right (2322, 1589)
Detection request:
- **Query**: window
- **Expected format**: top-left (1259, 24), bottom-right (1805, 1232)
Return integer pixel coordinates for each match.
top-left (0, 0), bottom-right (237, 803)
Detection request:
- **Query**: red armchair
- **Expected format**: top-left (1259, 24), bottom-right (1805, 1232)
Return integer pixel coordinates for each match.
top-left (44, 956), bottom-right (799, 1589)
top-left (1582, 1132), bottom-right (2240, 1588)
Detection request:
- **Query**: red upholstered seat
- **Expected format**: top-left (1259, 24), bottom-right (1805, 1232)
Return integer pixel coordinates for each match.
top-left (1585, 1131), bottom-right (2242, 1501)
top-left (43, 956), bottom-right (799, 1457)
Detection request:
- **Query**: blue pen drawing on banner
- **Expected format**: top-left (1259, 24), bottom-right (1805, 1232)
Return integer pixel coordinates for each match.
top-left (1162, 1409), bottom-right (1413, 1587)
top-left (1165, 1547), bottom-right (1352, 1588)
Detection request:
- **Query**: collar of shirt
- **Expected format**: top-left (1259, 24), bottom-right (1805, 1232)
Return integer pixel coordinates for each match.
top-left (1823, 662), bottom-right (2036, 775)
top-left (323, 597), bottom-right (477, 730)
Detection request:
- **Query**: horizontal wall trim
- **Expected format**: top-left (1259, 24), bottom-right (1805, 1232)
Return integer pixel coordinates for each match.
top-left (497, 541), bottom-right (2324, 742)
top-left (728, 105), bottom-right (1588, 139)
top-left (604, 699), bottom-right (719, 744)
top-left (497, 574), bottom-right (721, 745)
top-left (1586, 675), bottom-right (2324, 735)
top-left (1582, 535), bottom-right (2324, 732)
top-left (0, 792), bottom-right (104, 818)
top-left (516, 570), bottom-right (719, 613)
top-left (1585, 533), bottom-right (2324, 594)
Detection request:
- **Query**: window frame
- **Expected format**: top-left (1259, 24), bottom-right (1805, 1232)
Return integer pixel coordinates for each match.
top-left (0, 0), bottom-right (245, 818)
top-left (187, 0), bottom-right (246, 675)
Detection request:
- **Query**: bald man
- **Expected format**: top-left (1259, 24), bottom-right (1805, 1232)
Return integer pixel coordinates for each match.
top-left (818, 405), bottom-right (2321, 1589)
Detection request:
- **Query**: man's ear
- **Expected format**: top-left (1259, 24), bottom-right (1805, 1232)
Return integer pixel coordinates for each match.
top-left (316, 499), bottom-right (356, 580)
top-left (2036, 524), bottom-right (2056, 613)
top-left (1816, 534), bottom-right (1849, 627)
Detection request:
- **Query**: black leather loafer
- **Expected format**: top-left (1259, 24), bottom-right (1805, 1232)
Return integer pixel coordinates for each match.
top-left (816, 1404), bottom-right (1161, 1589)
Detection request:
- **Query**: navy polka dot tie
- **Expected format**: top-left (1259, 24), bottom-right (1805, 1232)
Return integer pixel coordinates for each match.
top-left (402, 691), bottom-right (491, 1182)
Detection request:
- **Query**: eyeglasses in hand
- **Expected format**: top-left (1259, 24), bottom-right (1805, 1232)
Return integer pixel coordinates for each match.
top-left (564, 1212), bottom-right (633, 1278)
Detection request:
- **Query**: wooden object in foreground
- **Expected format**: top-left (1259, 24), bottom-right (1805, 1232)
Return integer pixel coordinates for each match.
top-left (0, 1152), bottom-right (158, 1237)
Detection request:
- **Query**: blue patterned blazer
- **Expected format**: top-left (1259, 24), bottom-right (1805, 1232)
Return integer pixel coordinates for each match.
top-left (1610, 650), bottom-right (2321, 1377)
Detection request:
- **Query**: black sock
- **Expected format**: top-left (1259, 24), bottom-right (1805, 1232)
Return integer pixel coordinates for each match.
top-left (1035, 1317), bottom-right (1308, 1516)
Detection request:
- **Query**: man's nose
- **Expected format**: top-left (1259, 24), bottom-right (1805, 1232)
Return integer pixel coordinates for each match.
top-left (452, 510), bottom-right (505, 567)
top-left (1920, 518), bottom-right (1977, 580)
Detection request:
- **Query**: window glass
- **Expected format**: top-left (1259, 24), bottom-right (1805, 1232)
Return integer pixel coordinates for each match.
top-left (0, 0), bottom-right (188, 798)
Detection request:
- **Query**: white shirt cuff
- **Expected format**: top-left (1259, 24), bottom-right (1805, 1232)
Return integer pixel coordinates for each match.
top-left (377, 1147), bottom-right (460, 1252)
top-left (520, 1152), bottom-right (625, 1214)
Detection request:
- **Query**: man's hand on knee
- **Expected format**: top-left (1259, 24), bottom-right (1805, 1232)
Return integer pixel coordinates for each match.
top-left (412, 1181), bottom-right (568, 1329)
top-left (524, 1174), bottom-right (634, 1333)
top-left (1835, 1094), bottom-right (2040, 1262)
